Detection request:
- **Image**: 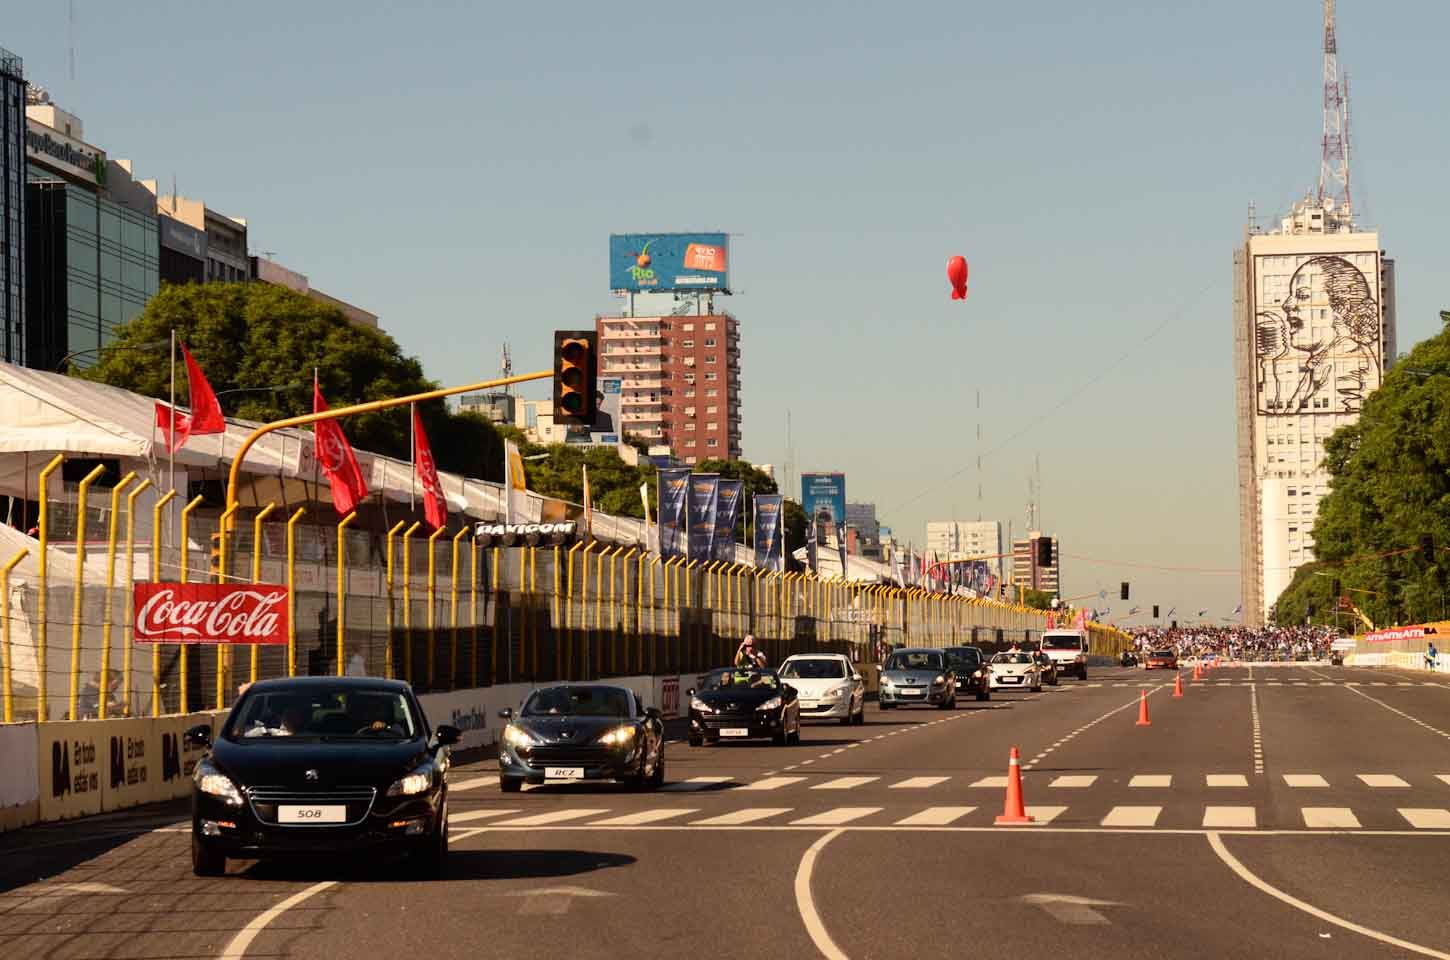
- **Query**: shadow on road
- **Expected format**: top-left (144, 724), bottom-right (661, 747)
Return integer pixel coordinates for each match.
top-left (239, 849), bottom-right (636, 883)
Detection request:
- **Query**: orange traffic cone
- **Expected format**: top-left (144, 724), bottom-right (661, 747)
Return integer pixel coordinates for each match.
top-left (1135, 689), bottom-right (1152, 726)
top-left (1173, 672), bottom-right (1184, 699)
top-left (994, 746), bottom-right (1035, 824)
top-left (1192, 663), bottom-right (1202, 683)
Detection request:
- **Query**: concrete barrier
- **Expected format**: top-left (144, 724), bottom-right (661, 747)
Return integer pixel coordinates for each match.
top-left (0, 722), bottom-right (39, 832)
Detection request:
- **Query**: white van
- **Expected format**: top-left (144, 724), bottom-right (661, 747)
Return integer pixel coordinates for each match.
top-left (1040, 629), bottom-right (1089, 680)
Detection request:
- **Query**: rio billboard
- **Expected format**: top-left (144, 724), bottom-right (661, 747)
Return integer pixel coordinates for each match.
top-left (610, 232), bottom-right (729, 293)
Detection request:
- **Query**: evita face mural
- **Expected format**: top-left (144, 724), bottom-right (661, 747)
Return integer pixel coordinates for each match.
top-left (1254, 254), bottom-right (1381, 417)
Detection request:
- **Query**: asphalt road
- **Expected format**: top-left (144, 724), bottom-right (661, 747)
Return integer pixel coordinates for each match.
top-left (5, 663), bottom-right (1450, 960)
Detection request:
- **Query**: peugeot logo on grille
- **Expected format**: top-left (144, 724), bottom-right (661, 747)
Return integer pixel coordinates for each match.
top-left (305, 769), bottom-right (320, 782)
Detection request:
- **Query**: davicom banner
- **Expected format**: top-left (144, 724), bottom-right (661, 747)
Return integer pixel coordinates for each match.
top-left (687, 474), bottom-right (720, 564)
top-left (658, 468), bottom-right (690, 559)
top-left (753, 494), bottom-right (784, 572)
top-left (713, 479), bottom-right (743, 563)
top-left (133, 583), bottom-right (290, 645)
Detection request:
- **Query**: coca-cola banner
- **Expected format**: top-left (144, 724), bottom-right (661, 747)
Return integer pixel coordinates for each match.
top-left (133, 583), bottom-right (290, 645)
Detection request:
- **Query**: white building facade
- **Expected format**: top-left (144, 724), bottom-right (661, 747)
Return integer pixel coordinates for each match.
top-left (1233, 198), bottom-right (1396, 625)
top-left (925, 520), bottom-right (1003, 581)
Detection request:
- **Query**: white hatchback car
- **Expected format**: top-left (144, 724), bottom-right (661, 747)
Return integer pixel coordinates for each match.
top-left (989, 651), bottom-right (1043, 693)
top-left (778, 654), bottom-right (865, 725)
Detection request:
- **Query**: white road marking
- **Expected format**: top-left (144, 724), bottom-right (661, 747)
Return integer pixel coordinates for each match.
top-left (450, 776), bottom-right (499, 791)
top-left (1207, 774), bottom-right (1249, 788)
top-left (1283, 774), bottom-right (1329, 788)
top-left (890, 776), bottom-right (950, 789)
top-left (218, 881), bottom-right (338, 959)
top-left (970, 776), bottom-right (1009, 788)
top-left (1343, 684), bottom-right (1450, 741)
top-left (449, 809), bottom-right (520, 824)
top-left (1206, 832), bottom-right (1450, 959)
top-left (1398, 682), bottom-right (1414, 687)
top-left (591, 809), bottom-right (697, 826)
top-left (1438, 775), bottom-right (1450, 787)
top-left (693, 807), bottom-right (792, 826)
top-left (1129, 775), bottom-right (1172, 788)
top-left (1358, 774), bottom-right (1410, 788)
top-left (493, 809), bottom-right (610, 826)
top-left (1050, 775), bottom-right (1098, 788)
top-left (886, 804), bottom-right (976, 827)
top-left (812, 776), bottom-right (879, 790)
top-left (661, 776), bottom-right (734, 792)
top-left (792, 807), bottom-right (882, 826)
top-left (1203, 806), bottom-right (1257, 828)
top-left (1249, 683), bottom-right (1264, 774)
top-left (795, 829), bottom-right (850, 960)
top-left (1102, 805), bottom-right (1161, 827)
top-left (743, 777), bottom-right (807, 791)
top-left (1302, 807), bottom-right (1361, 829)
top-left (1399, 809), bottom-right (1450, 830)
top-left (1023, 806), bottom-right (1068, 824)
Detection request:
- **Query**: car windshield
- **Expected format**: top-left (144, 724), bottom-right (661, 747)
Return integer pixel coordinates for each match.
top-left (945, 648), bottom-right (981, 666)
top-left (522, 686), bottom-right (632, 717)
top-left (780, 658), bottom-right (846, 679)
top-left (227, 687), bottom-right (418, 741)
top-left (1042, 635), bottom-right (1083, 650)
top-left (1151, 650), bottom-right (1175, 658)
top-left (701, 669), bottom-right (780, 691)
top-left (993, 652), bottom-right (1034, 665)
top-left (885, 652), bottom-right (943, 672)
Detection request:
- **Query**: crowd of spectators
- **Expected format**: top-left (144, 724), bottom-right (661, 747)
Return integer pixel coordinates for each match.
top-left (1128, 624), bottom-right (1341, 662)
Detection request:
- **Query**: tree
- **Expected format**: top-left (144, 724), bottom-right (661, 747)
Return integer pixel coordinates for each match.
top-left (1022, 588), bottom-right (1055, 611)
top-left (1298, 314), bottom-right (1450, 626)
top-left (1268, 561), bottom-right (1339, 627)
top-left (80, 283), bottom-right (506, 480)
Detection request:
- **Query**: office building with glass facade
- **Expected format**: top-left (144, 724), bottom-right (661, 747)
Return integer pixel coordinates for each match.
top-left (1, 48), bottom-right (25, 365)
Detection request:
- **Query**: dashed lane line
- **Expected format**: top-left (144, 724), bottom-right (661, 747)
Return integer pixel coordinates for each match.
top-left (1342, 683), bottom-right (1450, 742)
top-left (1250, 682), bottom-right (1265, 775)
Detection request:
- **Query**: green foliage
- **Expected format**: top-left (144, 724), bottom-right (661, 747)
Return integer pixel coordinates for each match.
top-left (1269, 562), bottom-right (1343, 627)
top-left (1297, 315), bottom-right (1450, 626)
top-left (511, 441), bottom-right (655, 518)
top-left (79, 282), bottom-right (505, 480)
top-left (1021, 588), bottom-right (1055, 611)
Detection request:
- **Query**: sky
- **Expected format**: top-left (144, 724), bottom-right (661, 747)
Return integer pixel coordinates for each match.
top-left (5, 0), bottom-right (1448, 621)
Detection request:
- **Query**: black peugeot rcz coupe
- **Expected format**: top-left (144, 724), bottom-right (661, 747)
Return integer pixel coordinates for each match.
top-left (497, 684), bottom-right (666, 792)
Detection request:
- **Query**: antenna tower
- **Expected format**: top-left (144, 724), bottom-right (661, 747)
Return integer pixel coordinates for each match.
top-left (499, 342), bottom-right (513, 394)
top-left (1316, 0), bottom-right (1351, 212)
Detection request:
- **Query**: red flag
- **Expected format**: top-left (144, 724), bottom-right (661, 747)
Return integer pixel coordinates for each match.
top-left (181, 344), bottom-right (224, 435)
top-left (313, 385), bottom-right (370, 516)
top-left (412, 408), bottom-right (446, 530)
top-left (155, 400), bottom-right (191, 454)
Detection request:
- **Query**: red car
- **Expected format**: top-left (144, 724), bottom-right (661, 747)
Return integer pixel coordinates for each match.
top-left (1144, 649), bottom-right (1178, 670)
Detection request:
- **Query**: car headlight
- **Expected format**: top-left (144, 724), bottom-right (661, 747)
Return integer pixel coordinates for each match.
top-left (1075, 654), bottom-right (1086, 663)
top-left (829, 685), bottom-right (852, 699)
top-left (387, 765), bottom-right (434, 797)
top-left (974, 669), bottom-right (985, 679)
top-left (596, 724), bottom-right (637, 747)
top-left (195, 760), bottom-right (243, 807)
top-left (758, 696), bottom-right (782, 711)
top-left (503, 723), bottom-right (539, 748)
top-left (933, 675), bottom-right (945, 686)
top-left (690, 696), bottom-right (714, 714)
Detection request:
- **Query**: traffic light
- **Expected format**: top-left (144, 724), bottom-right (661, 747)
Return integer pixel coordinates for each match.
top-left (1035, 537), bottom-right (1052, 566)
top-left (1120, 581), bottom-right (1130, 601)
top-left (1152, 605), bottom-right (1160, 619)
top-left (553, 330), bottom-right (598, 426)
top-left (209, 531), bottom-right (223, 580)
top-left (1422, 534), bottom-right (1436, 564)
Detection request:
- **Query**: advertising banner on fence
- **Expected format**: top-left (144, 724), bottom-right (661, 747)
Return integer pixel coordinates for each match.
top-left (688, 474), bottom-right (720, 563)
top-left (610, 232), bottom-right (730, 293)
top-left (713, 479), bottom-right (743, 563)
top-left (1365, 624), bottom-right (1440, 644)
top-left (753, 494), bottom-right (784, 572)
top-left (658, 467), bottom-right (690, 559)
top-left (133, 583), bottom-right (290, 645)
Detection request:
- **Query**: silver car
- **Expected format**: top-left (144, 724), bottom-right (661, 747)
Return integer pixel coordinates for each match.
top-left (878, 648), bottom-right (957, 710)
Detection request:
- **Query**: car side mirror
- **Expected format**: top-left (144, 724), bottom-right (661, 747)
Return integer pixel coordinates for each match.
top-left (435, 724), bottom-right (462, 746)
top-left (685, 688), bottom-right (695, 698)
top-left (497, 708), bottom-right (513, 721)
top-left (184, 723), bottom-right (211, 748)
top-left (851, 673), bottom-right (862, 683)
top-left (782, 684), bottom-right (796, 699)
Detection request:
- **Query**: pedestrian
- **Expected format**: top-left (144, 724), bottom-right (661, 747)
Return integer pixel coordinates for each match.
top-left (1427, 641), bottom-right (1439, 672)
top-left (734, 635), bottom-right (757, 668)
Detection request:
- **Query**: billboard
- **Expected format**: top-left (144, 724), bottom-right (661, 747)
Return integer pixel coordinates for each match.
top-left (801, 472), bottom-right (847, 531)
top-left (561, 376), bottom-right (622, 445)
top-left (610, 233), bottom-right (729, 293)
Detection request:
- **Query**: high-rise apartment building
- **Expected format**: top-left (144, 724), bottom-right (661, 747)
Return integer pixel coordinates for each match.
top-left (0, 48), bottom-right (25, 365)
top-left (1011, 531), bottom-right (1059, 597)
top-left (1233, 197), bottom-right (1395, 624)
top-left (926, 520), bottom-right (1003, 581)
top-left (596, 312), bottom-right (741, 464)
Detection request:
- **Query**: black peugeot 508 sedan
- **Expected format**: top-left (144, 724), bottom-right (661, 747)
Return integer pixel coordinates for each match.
top-left (188, 676), bottom-right (460, 878)
top-left (497, 684), bottom-right (666, 792)
top-left (687, 666), bottom-right (801, 746)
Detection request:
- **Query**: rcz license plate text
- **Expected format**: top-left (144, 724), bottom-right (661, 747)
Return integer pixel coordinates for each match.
top-left (545, 767), bottom-right (584, 780)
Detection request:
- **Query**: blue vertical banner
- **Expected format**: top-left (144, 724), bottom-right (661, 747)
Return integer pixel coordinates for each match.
top-left (687, 474), bottom-right (720, 564)
top-left (753, 494), bottom-right (784, 572)
top-left (713, 479), bottom-right (743, 563)
top-left (835, 521), bottom-right (849, 577)
top-left (657, 467), bottom-right (690, 559)
top-left (805, 516), bottom-right (819, 575)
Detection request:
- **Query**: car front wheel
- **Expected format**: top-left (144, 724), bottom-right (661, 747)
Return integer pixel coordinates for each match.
top-left (191, 833), bottom-right (225, 878)
top-left (500, 776), bottom-right (523, 793)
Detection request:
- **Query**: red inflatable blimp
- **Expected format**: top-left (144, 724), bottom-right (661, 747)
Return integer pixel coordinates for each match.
top-left (947, 256), bottom-right (969, 300)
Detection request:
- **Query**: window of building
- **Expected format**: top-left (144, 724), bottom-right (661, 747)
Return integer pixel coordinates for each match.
top-left (686, 456), bottom-right (697, 465)
top-left (685, 388), bottom-right (696, 398)
top-left (706, 388), bottom-right (719, 397)
top-left (705, 354), bottom-right (717, 364)
top-left (706, 405), bottom-right (717, 414)
top-left (686, 423), bottom-right (696, 431)
top-left (706, 438), bottom-right (719, 448)
top-left (707, 422), bottom-right (718, 431)
top-left (682, 323), bottom-right (694, 331)
top-left (684, 373), bottom-right (695, 384)
top-left (704, 322), bottom-right (716, 331)
top-left (685, 440), bottom-right (696, 448)
top-left (704, 372), bottom-right (718, 381)
top-left (681, 339), bottom-right (693, 348)
top-left (704, 338), bottom-right (716, 347)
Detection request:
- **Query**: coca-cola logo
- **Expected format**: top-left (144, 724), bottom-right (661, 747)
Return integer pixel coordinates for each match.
top-left (133, 584), bottom-right (290, 645)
